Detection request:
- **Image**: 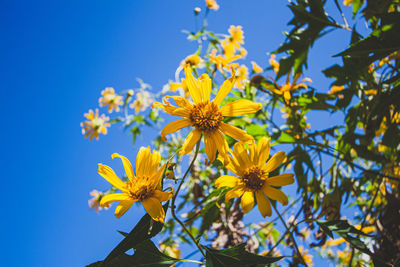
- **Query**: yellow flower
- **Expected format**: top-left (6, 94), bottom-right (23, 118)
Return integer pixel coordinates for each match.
top-left (227, 25), bottom-right (244, 48)
top-left (80, 109), bottom-right (110, 141)
top-left (209, 49), bottom-right (242, 74)
top-left (160, 243), bottom-right (181, 259)
top-left (365, 89), bottom-right (377, 96)
top-left (98, 147), bottom-right (173, 222)
top-left (169, 78), bottom-right (190, 99)
top-left (99, 87), bottom-right (123, 113)
top-left (235, 65), bottom-right (249, 90)
top-left (181, 54), bottom-right (203, 68)
top-left (298, 246), bottom-right (313, 267)
top-left (343, 0), bottom-right (353, 6)
top-left (205, 0), bottom-right (219, 11)
top-left (251, 61), bottom-right (263, 73)
top-left (130, 91), bottom-right (154, 114)
top-left (152, 65), bottom-right (261, 164)
top-left (269, 54), bottom-right (280, 74)
top-left (88, 189), bottom-right (109, 212)
top-left (215, 137), bottom-right (294, 217)
top-left (268, 73), bottom-right (312, 104)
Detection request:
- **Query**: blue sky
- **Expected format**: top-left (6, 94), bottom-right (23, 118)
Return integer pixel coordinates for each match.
top-left (1, 0), bottom-right (354, 266)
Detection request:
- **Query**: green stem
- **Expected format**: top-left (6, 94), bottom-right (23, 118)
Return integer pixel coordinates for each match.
top-left (170, 141), bottom-right (206, 259)
top-left (272, 203), bottom-right (307, 267)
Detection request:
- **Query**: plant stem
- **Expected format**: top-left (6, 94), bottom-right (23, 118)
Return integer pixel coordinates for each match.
top-left (170, 141), bottom-right (207, 259)
top-left (272, 203), bottom-right (307, 267)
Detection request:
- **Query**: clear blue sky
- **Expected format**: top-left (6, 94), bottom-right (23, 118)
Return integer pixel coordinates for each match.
top-left (1, 0), bottom-right (352, 266)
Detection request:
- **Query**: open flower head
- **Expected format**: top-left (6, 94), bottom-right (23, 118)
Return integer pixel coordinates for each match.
top-left (98, 147), bottom-right (173, 222)
top-left (269, 72), bottom-right (312, 104)
top-left (181, 54), bottom-right (203, 68)
top-left (215, 137), bottom-right (294, 217)
top-left (80, 109), bottom-right (110, 141)
top-left (235, 64), bottom-right (249, 90)
top-left (152, 65), bottom-right (262, 164)
top-left (130, 91), bottom-right (154, 114)
top-left (99, 87), bottom-right (123, 113)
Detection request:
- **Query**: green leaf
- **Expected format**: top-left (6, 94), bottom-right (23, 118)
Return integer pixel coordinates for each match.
top-left (203, 243), bottom-right (283, 267)
top-left (88, 240), bottom-right (183, 267)
top-left (275, 131), bottom-right (296, 144)
top-left (103, 203), bottom-right (169, 264)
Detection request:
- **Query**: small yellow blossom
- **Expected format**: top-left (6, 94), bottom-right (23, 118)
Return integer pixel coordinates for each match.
top-left (160, 243), bottom-right (181, 259)
top-left (169, 79), bottom-right (190, 99)
top-left (88, 189), bottom-right (109, 212)
top-left (130, 91), bottom-right (154, 114)
top-left (98, 148), bottom-right (173, 222)
top-left (99, 87), bottom-right (123, 113)
top-left (215, 137), bottom-right (294, 217)
top-left (343, 0), bottom-right (353, 6)
top-left (205, 0), bottom-right (219, 11)
top-left (235, 65), bottom-right (249, 90)
top-left (81, 109), bottom-right (110, 141)
top-left (209, 49), bottom-right (242, 74)
top-left (181, 54), bottom-right (203, 68)
top-left (268, 73), bottom-right (312, 104)
top-left (365, 89), bottom-right (377, 96)
top-left (269, 54), bottom-right (280, 74)
top-left (298, 246), bottom-right (313, 267)
top-left (153, 65), bottom-right (261, 164)
top-left (251, 61), bottom-right (263, 73)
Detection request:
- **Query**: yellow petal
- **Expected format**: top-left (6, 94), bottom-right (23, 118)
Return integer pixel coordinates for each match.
top-left (267, 173), bottom-right (295, 187)
top-left (151, 164), bottom-right (166, 187)
top-left (184, 65), bottom-right (202, 104)
top-left (161, 118), bottom-right (192, 141)
top-left (212, 130), bottom-right (230, 164)
top-left (263, 185), bottom-right (289, 205)
top-left (263, 151), bottom-right (285, 173)
top-left (241, 191), bottom-right (255, 213)
top-left (256, 191), bottom-right (272, 217)
top-left (199, 73), bottom-right (212, 102)
top-left (283, 91), bottom-right (291, 103)
top-left (215, 175), bottom-right (240, 188)
top-left (220, 99), bottom-right (262, 117)
top-left (136, 147), bottom-right (151, 178)
top-left (147, 150), bottom-right (161, 178)
top-left (98, 164), bottom-right (126, 191)
top-left (142, 197), bottom-right (165, 223)
top-left (213, 76), bottom-right (235, 106)
top-left (100, 193), bottom-right (132, 206)
top-left (153, 189), bottom-right (173, 202)
top-left (220, 122), bottom-right (254, 142)
top-left (256, 137), bottom-right (271, 168)
top-left (179, 129), bottom-right (202, 156)
top-left (225, 186), bottom-right (245, 202)
top-left (232, 142), bottom-right (252, 169)
top-left (166, 96), bottom-right (193, 109)
top-left (111, 153), bottom-right (135, 181)
top-left (204, 133), bottom-right (217, 164)
top-left (115, 200), bottom-right (135, 218)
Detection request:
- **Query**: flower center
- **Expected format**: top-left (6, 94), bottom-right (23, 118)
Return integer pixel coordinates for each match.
top-left (190, 101), bottom-right (223, 132)
top-left (241, 166), bottom-right (266, 191)
top-left (125, 180), bottom-right (154, 202)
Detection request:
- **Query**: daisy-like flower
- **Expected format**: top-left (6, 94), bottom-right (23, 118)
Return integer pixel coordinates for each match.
top-left (181, 54), bottom-right (203, 68)
top-left (88, 189), bottom-right (110, 212)
top-left (268, 72), bottom-right (312, 104)
top-left (152, 65), bottom-right (262, 164)
top-left (235, 65), bottom-right (249, 90)
top-left (80, 109), bottom-right (110, 141)
top-left (130, 91), bottom-right (154, 114)
top-left (209, 49), bottom-right (242, 74)
top-left (205, 0), bottom-right (219, 11)
top-left (215, 137), bottom-right (294, 217)
top-left (98, 147), bottom-right (173, 222)
top-left (99, 87), bottom-right (123, 113)
top-left (251, 61), bottom-right (263, 73)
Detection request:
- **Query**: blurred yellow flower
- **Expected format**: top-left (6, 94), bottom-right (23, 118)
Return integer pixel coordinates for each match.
top-left (227, 25), bottom-right (244, 48)
top-left (169, 78), bottom-right (190, 99)
top-left (205, 0), bottom-right (219, 11)
top-left (98, 147), bottom-right (173, 222)
top-left (235, 65), bottom-right (249, 90)
top-left (88, 189), bottom-right (109, 212)
top-left (343, 0), bottom-right (353, 6)
top-left (81, 109), bottom-right (110, 141)
top-left (181, 54), bottom-right (203, 68)
top-left (160, 243), bottom-right (181, 259)
top-left (99, 87), bottom-right (123, 113)
top-left (298, 246), bottom-right (313, 267)
top-left (209, 49), bottom-right (242, 74)
top-left (268, 73), bottom-right (312, 104)
top-left (365, 89), bottom-right (377, 96)
top-left (215, 137), bottom-right (294, 217)
top-left (130, 91), bottom-right (154, 114)
top-left (152, 65), bottom-right (261, 164)
top-left (251, 61), bottom-right (263, 73)
top-left (269, 54), bottom-right (280, 74)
